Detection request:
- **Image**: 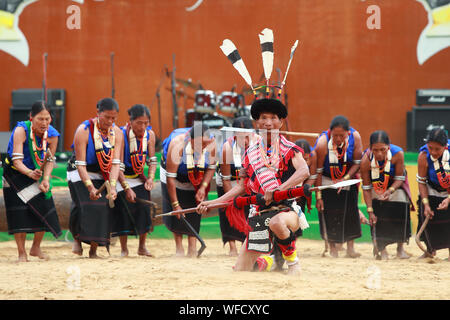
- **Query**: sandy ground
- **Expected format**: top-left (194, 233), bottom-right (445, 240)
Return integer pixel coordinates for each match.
top-left (0, 237), bottom-right (449, 300)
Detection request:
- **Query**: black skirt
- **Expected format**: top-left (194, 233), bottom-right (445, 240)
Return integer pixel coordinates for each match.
top-left (68, 179), bottom-right (112, 247)
top-left (2, 163), bottom-right (61, 238)
top-left (319, 184), bottom-right (361, 243)
top-left (217, 185), bottom-right (248, 244)
top-left (161, 182), bottom-right (201, 236)
top-left (417, 195), bottom-right (450, 251)
top-left (111, 184), bottom-right (152, 237)
top-left (371, 198), bottom-right (411, 251)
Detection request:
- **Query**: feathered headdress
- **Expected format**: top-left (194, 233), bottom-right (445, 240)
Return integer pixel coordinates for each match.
top-left (220, 28), bottom-right (299, 101)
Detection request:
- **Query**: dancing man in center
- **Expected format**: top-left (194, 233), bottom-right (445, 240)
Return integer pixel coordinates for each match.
top-left (197, 98), bottom-right (310, 275)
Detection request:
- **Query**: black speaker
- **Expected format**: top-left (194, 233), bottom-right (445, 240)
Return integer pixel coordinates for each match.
top-left (9, 106), bottom-right (65, 152)
top-left (410, 106), bottom-right (450, 151)
top-left (416, 89), bottom-right (450, 106)
top-left (11, 88), bottom-right (66, 109)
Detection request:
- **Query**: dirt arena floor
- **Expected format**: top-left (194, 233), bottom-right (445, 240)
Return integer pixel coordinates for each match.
top-left (0, 237), bottom-right (448, 300)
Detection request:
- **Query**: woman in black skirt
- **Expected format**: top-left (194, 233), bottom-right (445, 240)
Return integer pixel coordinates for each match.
top-left (112, 104), bottom-right (157, 257)
top-left (2, 101), bottom-right (61, 262)
top-left (416, 128), bottom-right (450, 259)
top-left (160, 123), bottom-right (217, 257)
top-left (314, 115), bottom-right (363, 258)
top-left (360, 130), bottom-right (412, 260)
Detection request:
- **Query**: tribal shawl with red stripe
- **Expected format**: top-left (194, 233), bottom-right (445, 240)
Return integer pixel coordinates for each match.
top-left (226, 135), bottom-right (303, 233)
top-left (244, 135), bottom-right (302, 195)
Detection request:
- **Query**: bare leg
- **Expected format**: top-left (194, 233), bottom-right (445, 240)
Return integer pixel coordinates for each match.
top-left (89, 241), bottom-right (99, 258)
top-left (396, 242), bottom-right (411, 259)
top-left (119, 235), bottom-right (128, 257)
top-left (346, 240), bottom-right (361, 258)
top-left (29, 231), bottom-right (49, 260)
top-left (138, 233), bottom-right (153, 257)
top-left (72, 239), bottom-right (83, 256)
top-left (187, 236), bottom-right (197, 258)
top-left (174, 233), bottom-right (184, 257)
top-left (234, 238), bottom-right (260, 271)
top-left (380, 248), bottom-right (389, 260)
top-left (14, 233), bottom-right (28, 262)
top-left (228, 240), bottom-right (238, 256)
top-left (329, 242), bottom-right (339, 258)
top-left (269, 211), bottom-right (301, 275)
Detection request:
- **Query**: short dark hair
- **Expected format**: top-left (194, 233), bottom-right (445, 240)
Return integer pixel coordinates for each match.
top-left (330, 115), bottom-right (349, 131)
top-left (295, 139), bottom-right (311, 154)
top-left (97, 97), bottom-right (119, 112)
top-left (426, 127), bottom-right (448, 146)
top-left (128, 104), bottom-right (150, 121)
top-left (232, 116), bottom-right (253, 129)
top-left (30, 100), bottom-right (51, 117)
top-left (370, 130), bottom-right (390, 147)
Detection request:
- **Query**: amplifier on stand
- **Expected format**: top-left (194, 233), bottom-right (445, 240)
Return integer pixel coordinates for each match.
top-left (416, 89), bottom-right (450, 106)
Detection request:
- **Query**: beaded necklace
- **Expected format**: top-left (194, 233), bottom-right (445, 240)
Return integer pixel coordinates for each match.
top-left (92, 118), bottom-right (115, 179)
top-left (258, 136), bottom-right (280, 172)
top-left (127, 123), bottom-right (148, 176)
top-left (185, 139), bottom-right (206, 188)
top-left (370, 150), bottom-right (391, 195)
top-left (29, 123), bottom-right (48, 168)
top-left (328, 138), bottom-right (348, 181)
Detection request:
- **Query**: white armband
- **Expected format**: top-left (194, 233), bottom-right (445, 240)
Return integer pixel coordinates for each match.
top-left (11, 153), bottom-right (24, 161)
top-left (220, 173), bottom-right (232, 181)
top-left (166, 172), bottom-right (178, 178)
top-left (416, 174), bottom-right (427, 184)
top-left (75, 160), bottom-right (87, 167)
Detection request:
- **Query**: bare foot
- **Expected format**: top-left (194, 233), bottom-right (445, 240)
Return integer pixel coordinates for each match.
top-left (396, 250), bottom-right (411, 259)
top-left (287, 261), bottom-right (301, 276)
top-left (329, 248), bottom-right (339, 258)
top-left (345, 250), bottom-right (361, 259)
top-left (17, 253), bottom-right (28, 262)
top-left (418, 251), bottom-right (435, 259)
top-left (380, 250), bottom-right (389, 260)
top-left (121, 249), bottom-right (129, 257)
top-left (138, 248), bottom-right (154, 257)
top-left (229, 241), bottom-right (238, 257)
top-left (175, 248), bottom-right (185, 258)
top-left (72, 241), bottom-right (83, 256)
top-left (89, 250), bottom-right (101, 259)
top-left (30, 248), bottom-right (50, 260)
top-left (187, 250), bottom-right (197, 258)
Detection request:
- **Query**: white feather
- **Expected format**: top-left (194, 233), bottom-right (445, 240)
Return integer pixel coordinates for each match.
top-left (282, 40), bottom-right (299, 86)
top-left (259, 28), bottom-right (274, 81)
top-left (220, 39), bottom-right (253, 88)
